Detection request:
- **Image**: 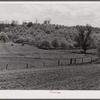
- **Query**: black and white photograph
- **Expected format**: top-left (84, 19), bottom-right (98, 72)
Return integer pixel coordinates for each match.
top-left (0, 1), bottom-right (100, 91)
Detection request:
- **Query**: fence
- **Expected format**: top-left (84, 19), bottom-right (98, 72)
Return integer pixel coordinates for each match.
top-left (0, 55), bottom-right (98, 70)
top-left (40, 56), bottom-right (98, 67)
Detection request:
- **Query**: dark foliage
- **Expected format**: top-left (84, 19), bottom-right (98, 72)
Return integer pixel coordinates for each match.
top-left (60, 42), bottom-right (67, 49)
top-left (75, 24), bottom-right (93, 53)
top-left (38, 40), bottom-right (51, 49)
top-left (27, 22), bottom-right (33, 28)
top-left (51, 39), bottom-right (59, 49)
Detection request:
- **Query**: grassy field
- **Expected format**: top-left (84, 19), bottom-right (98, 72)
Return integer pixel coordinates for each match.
top-left (0, 42), bottom-right (99, 89)
top-left (0, 63), bottom-right (100, 89)
top-left (0, 42), bottom-right (97, 70)
top-left (4, 42), bottom-right (96, 58)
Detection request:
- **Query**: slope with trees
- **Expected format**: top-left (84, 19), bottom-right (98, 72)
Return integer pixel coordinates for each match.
top-left (0, 21), bottom-right (99, 50)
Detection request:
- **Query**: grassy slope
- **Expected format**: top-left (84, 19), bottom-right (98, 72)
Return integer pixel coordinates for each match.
top-left (0, 63), bottom-right (100, 90)
top-left (0, 42), bottom-right (99, 89)
top-left (0, 42), bottom-right (97, 70)
top-left (5, 42), bottom-right (97, 58)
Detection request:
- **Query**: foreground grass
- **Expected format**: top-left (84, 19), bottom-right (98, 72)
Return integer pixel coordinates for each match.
top-left (0, 63), bottom-right (100, 90)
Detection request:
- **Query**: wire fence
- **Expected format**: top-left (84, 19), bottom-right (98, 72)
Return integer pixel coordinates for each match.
top-left (0, 55), bottom-right (98, 70)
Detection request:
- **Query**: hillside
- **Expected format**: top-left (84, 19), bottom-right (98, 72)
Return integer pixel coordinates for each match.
top-left (1, 22), bottom-right (100, 49)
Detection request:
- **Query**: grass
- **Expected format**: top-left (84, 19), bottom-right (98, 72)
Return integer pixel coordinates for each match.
top-left (0, 42), bottom-right (98, 89)
top-left (5, 42), bottom-right (92, 58)
top-left (0, 63), bottom-right (100, 89)
top-left (0, 42), bottom-right (97, 70)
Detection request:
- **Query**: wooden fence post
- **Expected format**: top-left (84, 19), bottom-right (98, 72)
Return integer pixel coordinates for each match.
top-left (70, 58), bottom-right (72, 64)
top-left (6, 64), bottom-right (8, 69)
top-left (74, 58), bottom-right (76, 64)
top-left (26, 63), bottom-right (28, 68)
top-left (82, 58), bottom-right (83, 64)
top-left (58, 60), bottom-right (60, 66)
top-left (91, 57), bottom-right (92, 62)
top-left (44, 62), bottom-right (45, 67)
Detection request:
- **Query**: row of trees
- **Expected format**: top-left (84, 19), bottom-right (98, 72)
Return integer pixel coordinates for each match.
top-left (37, 39), bottom-right (69, 49)
top-left (5, 24), bottom-right (94, 53)
top-left (0, 21), bottom-right (100, 54)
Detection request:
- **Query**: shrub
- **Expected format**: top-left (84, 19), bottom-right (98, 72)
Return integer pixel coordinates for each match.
top-left (38, 40), bottom-right (51, 49)
top-left (60, 42), bottom-right (67, 49)
top-left (14, 36), bottom-right (25, 43)
top-left (51, 39), bottom-right (59, 49)
top-left (28, 39), bottom-right (35, 45)
top-left (27, 22), bottom-right (33, 28)
top-left (0, 32), bottom-right (9, 43)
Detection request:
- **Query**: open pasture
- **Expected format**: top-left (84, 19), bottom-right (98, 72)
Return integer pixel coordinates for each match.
top-left (0, 42), bottom-right (97, 70)
top-left (4, 42), bottom-right (95, 58)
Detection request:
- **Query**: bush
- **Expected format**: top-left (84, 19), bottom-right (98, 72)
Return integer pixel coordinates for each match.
top-left (13, 36), bottom-right (25, 43)
top-left (0, 32), bottom-right (9, 43)
top-left (60, 42), bottom-right (67, 49)
top-left (27, 22), bottom-right (33, 28)
top-left (51, 39), bottom-right (59, 49)
top-left (38, 40), bottom-right (51, 49)
top-left (28, 39), bottom-right (35, 45)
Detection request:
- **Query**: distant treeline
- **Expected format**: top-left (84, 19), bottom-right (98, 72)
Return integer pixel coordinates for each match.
top-left (0, 21), bottom-right (100, 50)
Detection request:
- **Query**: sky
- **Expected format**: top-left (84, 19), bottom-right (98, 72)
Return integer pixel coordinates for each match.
top-left (0, 2), bottom-right (100, 27)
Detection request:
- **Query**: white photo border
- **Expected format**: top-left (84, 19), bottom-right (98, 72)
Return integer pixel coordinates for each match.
top-left (0, 1), bottom-right (99, 99)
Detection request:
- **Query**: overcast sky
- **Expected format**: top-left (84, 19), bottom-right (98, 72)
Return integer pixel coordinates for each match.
top-left (0, 2), bottom-right (100, 27)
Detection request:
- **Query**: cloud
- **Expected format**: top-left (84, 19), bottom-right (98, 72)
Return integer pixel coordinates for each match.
top-left (0, 2), bottom-right (100, 27)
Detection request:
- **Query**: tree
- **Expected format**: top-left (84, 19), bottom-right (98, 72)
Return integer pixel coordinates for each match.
top-left (27, 22), bottom-right (33, 28)
top-left (60, 42), bottom-right (67, 49)
top-left (14, 36), bottom-right (25, 43)
top-left (75, 24), bottom-right (93, 53)
top-left (51, 39), bottom-right (59, 49)
top-left (43, 18), bottom-right (51, 25)
top-left (39, 40), bottom-right (51, 49)
top-left (11, 20), bottom-right (18, 26)
top-left (0, 32), bottom-right (9, 43)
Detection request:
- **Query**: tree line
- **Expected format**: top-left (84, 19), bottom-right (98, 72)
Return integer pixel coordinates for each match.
top-left (0, 21), bottom-right (99, 54)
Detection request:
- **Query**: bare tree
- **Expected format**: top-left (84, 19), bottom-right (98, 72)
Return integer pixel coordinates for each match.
top-left (75, 24), bottom-right (93, 54)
